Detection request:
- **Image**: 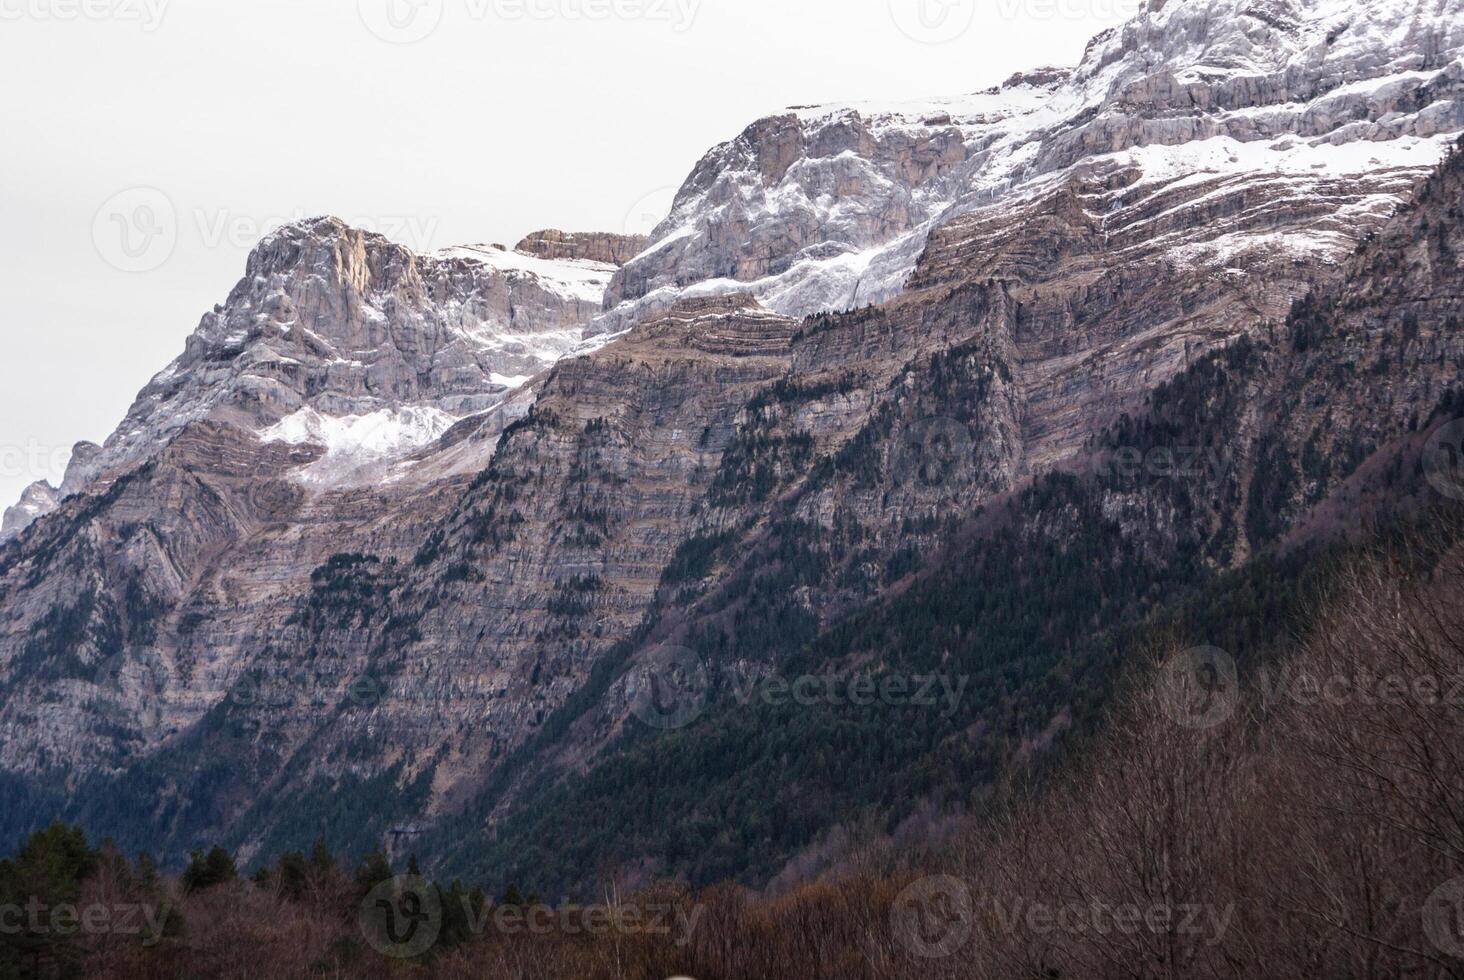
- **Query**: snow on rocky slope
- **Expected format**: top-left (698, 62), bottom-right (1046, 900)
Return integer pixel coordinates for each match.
top-left (5, 0), bottom-right (1464, 874)
top-left (0, 482), bottom-right (59, 541)
top-left (0, 222), bottom-right (638, 535)
top-left (10, 0), bottom-right (1464, 533)
top-left (600, 0), bottom-right (1464, 331)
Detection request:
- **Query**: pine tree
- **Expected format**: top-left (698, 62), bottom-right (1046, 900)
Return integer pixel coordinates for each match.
top-left (353, 849), bottom-right (393, 899)
top-left (308, 836), bottom-right (335, 878)
top-left (181, 846), bottom-right (237, 893)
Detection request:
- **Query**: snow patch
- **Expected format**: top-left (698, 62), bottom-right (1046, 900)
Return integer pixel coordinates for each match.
top-left (260, 406), bottom-right (461, 486)
top-left (490, 372), bottom-right (533, 389)
top-left (437, 244), bottom-right (615, 305)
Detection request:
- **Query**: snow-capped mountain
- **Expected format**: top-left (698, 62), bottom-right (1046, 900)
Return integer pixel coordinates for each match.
top-left (601, 0), bottom-right (1464, 330)
top-left (2, 0), bottom-right (1463, 894)
top-left (13, 0), bottom-right (1464, 527)
top-left (0, 220), bottom-right (645, 535)
top-left (0, 482), bottom-right (59, 541)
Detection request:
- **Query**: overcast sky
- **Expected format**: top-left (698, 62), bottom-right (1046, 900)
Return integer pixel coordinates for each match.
top-left (0, 0), bottom-right (1134, 508)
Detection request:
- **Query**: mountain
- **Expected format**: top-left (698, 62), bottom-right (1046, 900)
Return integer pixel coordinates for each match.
top-left (461, 119), bottom-right (1464, 894)
top-left (0, 482), bottom-right (58, 540)
top-left (599, 0), bottom-right (1464, 330)
top-left (0, 221), bottom-right (635, 541)
top-left (1, 0), bottom-right (1462, 895)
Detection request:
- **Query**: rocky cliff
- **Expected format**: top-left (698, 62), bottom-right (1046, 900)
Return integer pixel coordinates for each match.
top-left (430, 131), bottom-right (1464, 895)
top-left (515, 229), bottom-right (650, 266)
top-left (0, 220), bottom-right (628, 542)
top-left (1, 0), bottom-right (1462, 888)
top-left (0, 482), bottom-right (58, 541)
top-left (600, 0), bottom-right (1464, 331)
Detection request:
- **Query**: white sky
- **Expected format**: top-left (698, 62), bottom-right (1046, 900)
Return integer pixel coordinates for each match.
top-left (0, 0), bottom-right (1134, 508)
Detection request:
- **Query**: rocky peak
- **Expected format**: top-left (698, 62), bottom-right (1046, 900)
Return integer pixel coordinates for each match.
top-left (599, 0), bottom-right (1464, 337)
top-left (997, 66), bottom-right (1073, 91)
top-left (58, 442), bottom-right (101, 496)
top-left (3, 0), bottom-right (1464, 892)
top-left (1075, 0), bottom-right (1460, 95)
top-left (239, 215), bottom-right (394, 283)
top-left (38, 216), bottom-right (620, 503)
top-left (0, 481), bottom-right (58, 541)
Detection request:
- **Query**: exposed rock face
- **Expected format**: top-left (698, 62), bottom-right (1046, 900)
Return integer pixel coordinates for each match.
top-left (0, 293), bottom-right (800, 861)
top-left (579, 149), bottom-right (1381, 676)
top-left (266, 295), bottom-right (801, 836)
top-left (46, 218), bottom-right (613, 499)
top-left (468, 136), bottom-right (1464, 895)
top-left (0, 443), bottom-right (102, 540)
top-left (0, 215), bottom-right (633, 782)
top-left (600, 0), bottom-right (1464, 332)
top-left (0, 0), bottom-right (1463, 884)
top-left (59, 442), bottom-right (101, 496)
top-left (514, 229), bottom-right (649, 266)
top-left (0, 482), bottom-right (58, 541)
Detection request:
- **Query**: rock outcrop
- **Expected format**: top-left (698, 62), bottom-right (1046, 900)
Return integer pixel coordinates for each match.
top-left (0, 482), bottom-right (58, 541)
top-left (35, 218), bottom-right (616, 502)
top-left (1, 0), bottom-right (1462, 887)
top-left (600, 0), bottom-right (1464, 332)
top-left (514, 229), bottom-right (649, 266)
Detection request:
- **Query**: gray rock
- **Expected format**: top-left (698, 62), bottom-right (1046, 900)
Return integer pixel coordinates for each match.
top-left (600, 0), bottom-right (1464, 331)
top-left (0, 481), bottom-right (58, 540)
